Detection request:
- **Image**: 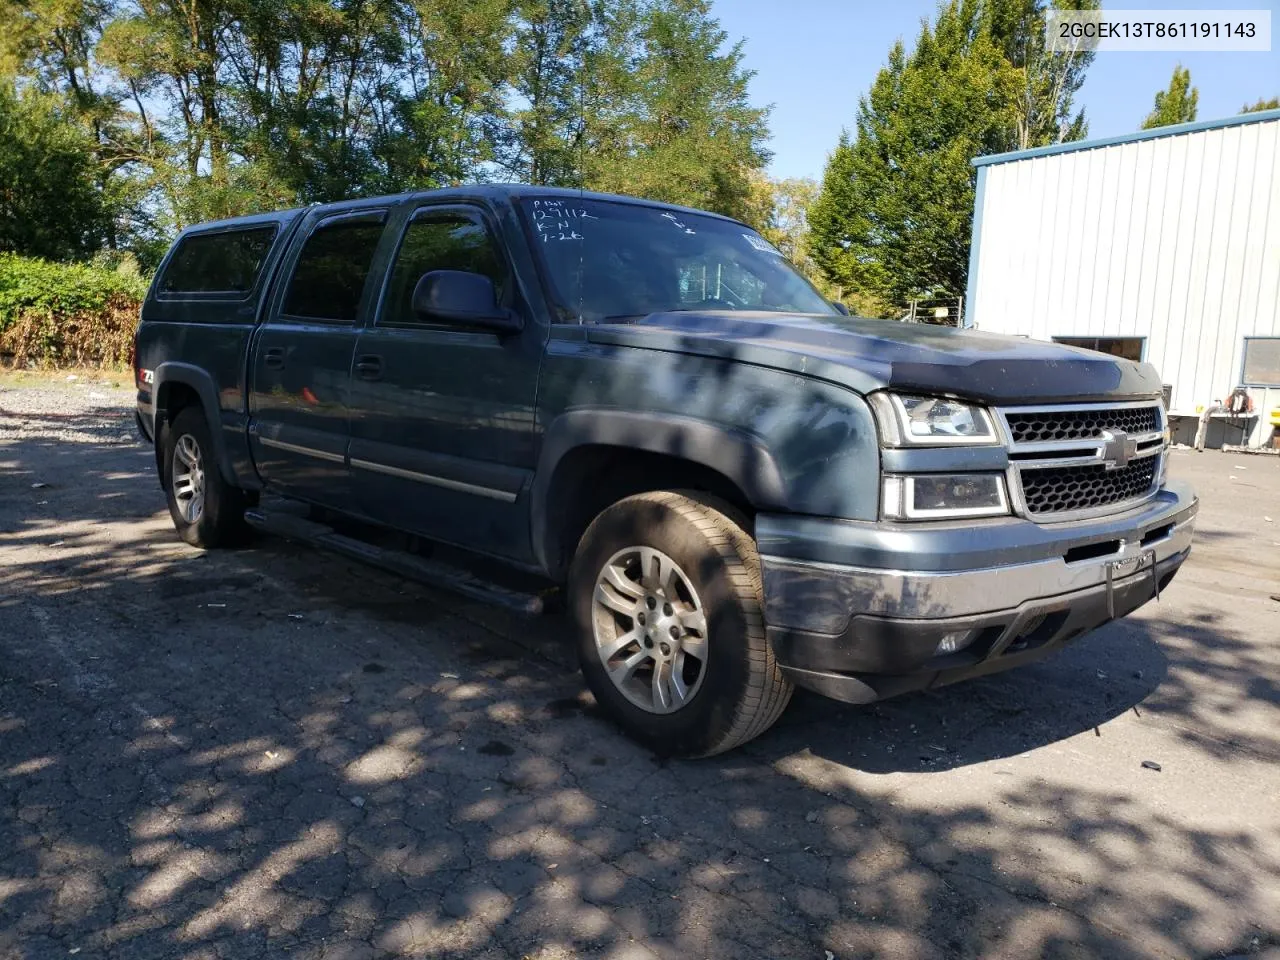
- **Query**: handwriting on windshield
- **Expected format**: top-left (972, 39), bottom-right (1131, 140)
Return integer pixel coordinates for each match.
top-left (532, 199), bottom-right (596, 242)
top-left (662, 212), bottom-right (696, 235)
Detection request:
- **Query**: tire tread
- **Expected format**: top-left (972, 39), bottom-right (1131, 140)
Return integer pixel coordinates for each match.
top-left (625, 490), bottom-right (792, 757)
top-left (164, 407), bottom-right (251, 549)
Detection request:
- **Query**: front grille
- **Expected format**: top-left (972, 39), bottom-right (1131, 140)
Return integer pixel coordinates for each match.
top-left (1005, 406), bottom-right (1160, 444)
top-left (1019, 456), bottom-right (1159, 516)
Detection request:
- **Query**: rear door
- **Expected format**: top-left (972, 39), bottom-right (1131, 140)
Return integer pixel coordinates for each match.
top-left (248, 206), bottom-right (391, 508)
top-left (346, 202), bottom-right (544, 561)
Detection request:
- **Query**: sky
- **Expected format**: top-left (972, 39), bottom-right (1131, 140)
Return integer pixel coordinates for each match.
top-left (712, 0), bottom-right (1280, 181)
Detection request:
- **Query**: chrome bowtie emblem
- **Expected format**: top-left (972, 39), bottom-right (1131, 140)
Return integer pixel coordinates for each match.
top-left (1100, 429), bottom-right (1138, 470)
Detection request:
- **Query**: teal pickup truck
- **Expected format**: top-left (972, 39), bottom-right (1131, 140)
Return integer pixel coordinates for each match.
top-left (133, 186), bottom-right (1197, 756)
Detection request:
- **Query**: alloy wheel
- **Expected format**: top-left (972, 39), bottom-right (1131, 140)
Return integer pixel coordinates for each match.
top-left (171, 433), bottom-right (206, 525)
top-left (590, 545), bottom-right (710, 714)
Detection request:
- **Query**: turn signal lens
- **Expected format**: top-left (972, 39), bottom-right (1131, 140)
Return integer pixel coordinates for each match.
top-left (882, 474), bottom-right (1009, 521)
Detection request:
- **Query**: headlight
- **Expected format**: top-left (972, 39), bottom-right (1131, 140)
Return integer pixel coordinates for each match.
top-left (870, 392), bottom-right (998, 446)
top-left (882, 474), bottom-right (1010, 520)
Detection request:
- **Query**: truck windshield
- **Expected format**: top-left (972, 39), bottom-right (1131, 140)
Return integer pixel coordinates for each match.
top-left (519, 196), bottom-right (835, 323)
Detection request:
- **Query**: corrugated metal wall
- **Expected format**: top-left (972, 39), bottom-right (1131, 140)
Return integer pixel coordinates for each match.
top-left (968, 114), bottom-right (1280, 416)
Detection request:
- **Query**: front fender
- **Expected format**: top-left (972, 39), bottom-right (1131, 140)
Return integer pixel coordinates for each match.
top-left (529, 409), bottom-right (788, 574)
top-left (531, 335), bottom-right (883, 573)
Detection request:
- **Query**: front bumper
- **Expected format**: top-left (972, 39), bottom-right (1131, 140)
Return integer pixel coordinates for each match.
top-left (757, 481), bottom-right (1198, 704)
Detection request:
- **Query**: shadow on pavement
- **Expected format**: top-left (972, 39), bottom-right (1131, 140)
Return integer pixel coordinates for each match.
top-left (2, 418), bottom-right (1278, 960)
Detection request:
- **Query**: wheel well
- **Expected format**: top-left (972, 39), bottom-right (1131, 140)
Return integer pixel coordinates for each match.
top-left (157, 381), bottom-right (201, 424)
top-left (542, 444), bottom-right (756, 580)
top-left (153, 381), bottom-right (202, 478)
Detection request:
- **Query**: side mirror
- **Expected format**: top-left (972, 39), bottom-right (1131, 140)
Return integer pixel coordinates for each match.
top-left (831, 301), bottom-right (850, 316)
top-left (412, 270), bottom-right (523, 333)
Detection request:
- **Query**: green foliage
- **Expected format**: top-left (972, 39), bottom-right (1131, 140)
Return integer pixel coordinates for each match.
top-left (807, 0), bottom-right (1019, 305)
top-left (507, 0), bottom-right (593, 186)
top-left (741, 173), bottom-right (862, 305)
top-left (1142, 65), bottom-right (1198, 130)
top-left (0, 253), bottom-right (146, 365)
top-left (0, 83), bottom-right (112, 260)
top-left (1241, 96), bottom-right (1280, 114)
top-left (0, 0), bottom-right (772, 365)
top-left (581, 0), bottom-right (770, 222)
top-left (806, 0), bottom-right (1096, 309)
top-left (2, 0), bottom-right (771, 253)
top-left (983, 0), bottom-right (1097, 149)
top-left (0, 252), bottom-right (145, 326)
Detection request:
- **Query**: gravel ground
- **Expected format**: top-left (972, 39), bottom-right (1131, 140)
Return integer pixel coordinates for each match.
top-left (0, 378), bottom-right (137, 445)
top-left (1, 382), bottom-right (1278, 960)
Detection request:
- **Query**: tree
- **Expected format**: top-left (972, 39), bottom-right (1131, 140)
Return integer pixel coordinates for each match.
top-left (741, 174), bottom-right (827, 283)
top-left (0, 83), bottom-right (110, 259)
top-left (506, 0), bottom-right (592, 185)
top-left (384, 0), bottom-right (518, 191)
top-left (2, 0), bottom-right (773, 256)
top-left (0, 0), bottom-right (149, 250)
top-left (582, 0), bottom-right (771, 222)
top-left (1141, 64), bottom-right (1197, 130)
top-left (805, 0), bottom-right (1099, 309)
top-left (807, 0), bottom-right (1018, 305)
top-left (983, 0), bottom-right (1097, 148)
top-left (1241, 96), bottom-right (1280, 114)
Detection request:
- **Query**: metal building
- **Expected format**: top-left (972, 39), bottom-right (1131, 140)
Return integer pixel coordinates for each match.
top-left (965, 108), bottom-right (1280, 448)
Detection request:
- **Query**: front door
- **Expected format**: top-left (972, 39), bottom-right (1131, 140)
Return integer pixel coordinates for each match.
top-left (248, 207), bottom-right (389, 508)
top-left (346, 203), bottom-right (544, 561)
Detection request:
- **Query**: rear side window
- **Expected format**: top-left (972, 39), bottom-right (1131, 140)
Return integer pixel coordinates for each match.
top-left (158, 226), bottom-right (277, 296)
top-left (282, 215), bottom-right (386, 323)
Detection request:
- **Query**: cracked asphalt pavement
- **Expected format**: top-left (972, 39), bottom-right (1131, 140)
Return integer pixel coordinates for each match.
top-left (2, 379), bottom-right (1278, 960)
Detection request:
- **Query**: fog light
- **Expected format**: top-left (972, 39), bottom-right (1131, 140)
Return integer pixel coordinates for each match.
top-left (935, 629), bottom-right (977, 655)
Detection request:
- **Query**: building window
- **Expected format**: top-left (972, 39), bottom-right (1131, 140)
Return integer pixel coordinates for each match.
top-left (1052, 337), bottom-right (1145, 362)
top-left (1241, 337), bottom-right (1280, 387)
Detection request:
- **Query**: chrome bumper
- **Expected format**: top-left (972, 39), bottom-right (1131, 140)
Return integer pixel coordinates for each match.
top-left (762, 500), bottom-right (1194, 631)
top-left (758, 481), bottom-right (1198, 634)
top-left (756, 481), bottom-right (1198, 703)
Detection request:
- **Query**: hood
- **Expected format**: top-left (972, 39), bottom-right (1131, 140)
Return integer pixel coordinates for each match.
top-left (585, 311), bottom-right (1163, 404)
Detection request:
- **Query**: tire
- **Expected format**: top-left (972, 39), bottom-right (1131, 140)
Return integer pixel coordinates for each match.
top-left (162, 406), bottom-right (251, 548)
top-left (569, 491), bottom-right (793, 757)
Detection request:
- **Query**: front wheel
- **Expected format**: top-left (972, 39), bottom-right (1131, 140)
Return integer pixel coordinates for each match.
top-left (569, 491), bottom-right (792, 757)
top-left (162, 406), bottom-right (251, 548)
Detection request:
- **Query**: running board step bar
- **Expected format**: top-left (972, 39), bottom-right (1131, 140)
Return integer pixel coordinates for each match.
top-left (244, 508), bottom-right (544, 616)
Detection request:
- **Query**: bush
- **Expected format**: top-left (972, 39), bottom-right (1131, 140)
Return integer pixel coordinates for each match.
top-left (0, 253), bottom-right (148, 367)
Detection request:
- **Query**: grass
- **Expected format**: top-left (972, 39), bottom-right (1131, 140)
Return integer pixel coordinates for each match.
top-left (0, 364), bottom-right (133, 390)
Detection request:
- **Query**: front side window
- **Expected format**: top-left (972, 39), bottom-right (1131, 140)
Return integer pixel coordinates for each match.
top-left (381, 211), bottom-right (507, 327)
top-left (519, 196), bottom-right (834, 322)
top-left (159, 226), bottom-right (277, 296)
top-left (281, 214), bottom-right (386, 323)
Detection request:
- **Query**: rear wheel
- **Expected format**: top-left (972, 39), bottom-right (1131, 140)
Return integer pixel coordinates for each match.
top-left (162, 406), bottom-right (251, 548)
top-left (569, 491), bottom-right (792, 757)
